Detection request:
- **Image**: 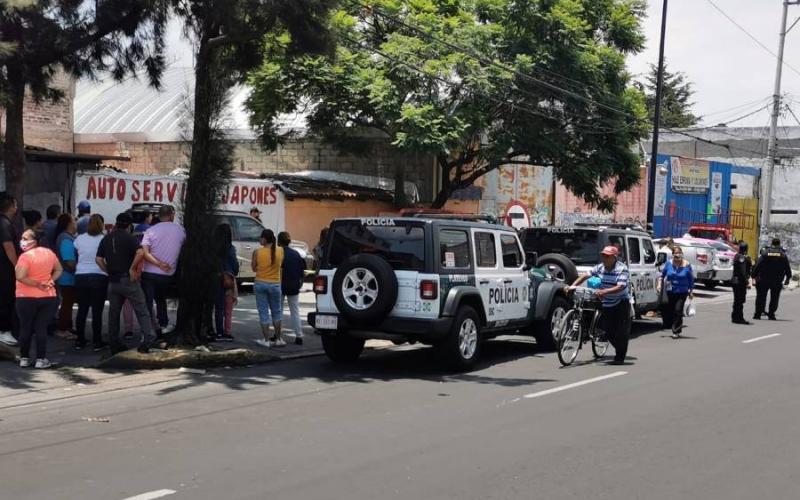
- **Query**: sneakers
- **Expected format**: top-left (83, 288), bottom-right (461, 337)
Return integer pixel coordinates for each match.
top-left (671, 332), bottom-right (680, 339)
top-left (0, 331), bottom-right (18, 346)
top-left (34, 358), bottom-right (52, 369)
top-left (271, 337), bottom-right (287, 348)
top-left (19, 357), bottom-right (30, 368)
top-left (768, 315), bottom-right (777, 321)
top-left (93, 342), bottom-right (109, 352)
top-left (74, 339), bottom-right (88, 351)
top-left (254, 338), bottom-right (271, 348)
top-left (137, 344), bottom-right (151, 354)
top-left (216, 333), bottom-right (234, 342)
top-left (295, 336), bottom-right (304, 346)
top-left (753, 314), bottom-right (762, 320)
top-left (162, 324), bottom-right (176, 335)
top-left (123, 331), bottom-right (134, 340)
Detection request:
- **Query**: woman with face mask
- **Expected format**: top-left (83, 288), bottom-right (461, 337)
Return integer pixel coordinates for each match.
top-left (656, 245), bottom-right (695, 339)
top-left (15, 229), bottom-right (63, 368)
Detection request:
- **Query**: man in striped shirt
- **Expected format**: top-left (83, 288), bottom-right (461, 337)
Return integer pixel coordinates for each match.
top-left (570, 245), bottom-right (631, 365)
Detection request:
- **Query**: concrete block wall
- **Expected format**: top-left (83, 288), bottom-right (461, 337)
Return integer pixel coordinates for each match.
top-left (555, 168), bottom-right (648, 225)
top-left (0, 71), bottom-right (75, 153)
top-left (76, 138), bottom-right (436, 202)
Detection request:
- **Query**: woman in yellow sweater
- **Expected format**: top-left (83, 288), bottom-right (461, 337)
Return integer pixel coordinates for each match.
top-left (252, 229), bottom-right (285, 347)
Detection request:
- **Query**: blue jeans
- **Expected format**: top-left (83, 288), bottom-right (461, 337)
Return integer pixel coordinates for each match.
top-left (254, 281), bottom-right (282, 325)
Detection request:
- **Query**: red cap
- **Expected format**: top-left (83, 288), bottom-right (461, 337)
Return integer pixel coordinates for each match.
top-left (601, 245), bottom-right (619, 256)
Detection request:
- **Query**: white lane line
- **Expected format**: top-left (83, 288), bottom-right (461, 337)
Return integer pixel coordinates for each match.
top-left (122, 490), bottom-right (177, 500)
top-left (523, 371), bottom-right (628, 400)
top-left (742, 333), bottom-right (782, 344)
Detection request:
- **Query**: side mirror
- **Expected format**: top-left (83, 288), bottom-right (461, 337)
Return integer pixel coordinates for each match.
top-left (656, 253), bottom-right (667, 266)
top-left (524, 251), bottom-right (538, 271)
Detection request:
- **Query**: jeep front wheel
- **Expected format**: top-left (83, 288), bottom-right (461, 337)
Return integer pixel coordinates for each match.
top-left (322, 334), bottom-right (365, 363)
top-left (437, 306), bottom-right (482, 371)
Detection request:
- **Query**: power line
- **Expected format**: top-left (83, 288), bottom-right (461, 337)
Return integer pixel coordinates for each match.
top-left (686, 102), bottom-right (772, 130)
top-left (345, 0), bottom-right (639, 119)
top-left (705, 0), bottom-right (800, 79)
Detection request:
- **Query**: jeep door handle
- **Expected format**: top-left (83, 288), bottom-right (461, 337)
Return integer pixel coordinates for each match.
top-left (479, 280), bottom-right (491, 285)
top-left (503, 280), bottom-right (514, 284)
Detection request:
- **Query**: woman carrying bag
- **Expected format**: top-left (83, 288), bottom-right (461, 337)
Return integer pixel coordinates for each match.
top-left (657, 245), bottom-right (694, 339)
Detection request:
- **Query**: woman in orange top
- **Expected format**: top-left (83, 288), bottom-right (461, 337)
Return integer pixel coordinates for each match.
top-left (15, 229), bottom-right (62, 369)
top-left (252, 229), bottom-right (285, 348)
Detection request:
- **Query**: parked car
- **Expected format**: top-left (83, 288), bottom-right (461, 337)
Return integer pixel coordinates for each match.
top-left (654, 237), bottom-right (717, 289)
top-left (127, 204), bottom-right (315, 282)
top-left (310, 215), bottom-right (570, 369)
top-left (520, 224), bottom-right (661, 317)
top-left (686, 224), bottom-right (738, 249)
top-left (684, 237), bottom-right (736, 286)
top-left (213, 210), bottom-right (315, 281)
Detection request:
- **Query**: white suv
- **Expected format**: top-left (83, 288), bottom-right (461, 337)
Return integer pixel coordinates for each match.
top-left (309, 217), bottom-right (570, 370)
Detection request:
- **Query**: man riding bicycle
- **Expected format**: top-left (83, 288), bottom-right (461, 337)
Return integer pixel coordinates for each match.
top-left (568, 245), bottom-right (631, 365)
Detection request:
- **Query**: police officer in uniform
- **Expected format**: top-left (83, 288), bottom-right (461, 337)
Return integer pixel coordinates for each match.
top-left (731, 241), bottom-right (752, 325)
top-left (752, 238), bottom-right (792, 320)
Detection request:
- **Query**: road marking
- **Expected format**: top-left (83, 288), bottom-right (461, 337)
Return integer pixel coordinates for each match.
top-left (523, 371), bottom-right (627, 400)
top-left (742, 333), bottom-right (782, 344)
top-left (122, 490), bottom-right (176, 500)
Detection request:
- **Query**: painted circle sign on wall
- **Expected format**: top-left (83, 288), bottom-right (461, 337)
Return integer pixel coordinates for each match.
top-left (504, 200), bottom-right (531, 229)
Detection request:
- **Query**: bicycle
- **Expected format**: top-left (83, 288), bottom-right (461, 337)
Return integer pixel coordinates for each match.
top-left (557, 287), bottom-right (610, 366)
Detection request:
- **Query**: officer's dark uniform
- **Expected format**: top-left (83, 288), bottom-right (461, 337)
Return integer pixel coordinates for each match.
top-left (752, 241), bottom-right (792, 320)
top-left (730, 243), bottom-right (752, 324)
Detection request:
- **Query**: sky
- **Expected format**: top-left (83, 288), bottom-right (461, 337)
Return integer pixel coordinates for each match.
top-left (627, 0), bottom-right (800, 128)
top-left (159, 1), bottom-right (800, 129)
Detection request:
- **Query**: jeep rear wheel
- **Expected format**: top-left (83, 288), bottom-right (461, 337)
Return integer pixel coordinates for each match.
top-left (437, 306), bottom-right (482, 371)
top-left (332, 254), bottom-right (398, 325)
top-left (321, 334), bottom-right (365, 363)
top-left (534, 296), bottom-right (571, 351)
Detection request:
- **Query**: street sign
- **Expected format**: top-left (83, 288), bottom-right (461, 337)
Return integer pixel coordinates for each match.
top-left (504, 200), bottom-right (531, 229)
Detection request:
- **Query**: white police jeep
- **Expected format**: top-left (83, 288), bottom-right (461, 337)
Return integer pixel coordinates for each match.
top-left (308, 216), bottom-right (570, 370)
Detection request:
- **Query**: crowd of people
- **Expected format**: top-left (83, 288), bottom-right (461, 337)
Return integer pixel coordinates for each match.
top-left (0, 193), bottom-right (308, 369)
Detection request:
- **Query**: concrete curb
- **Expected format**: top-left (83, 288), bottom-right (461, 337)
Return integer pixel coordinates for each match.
top-left (97, 346), bottom-right (326, 369)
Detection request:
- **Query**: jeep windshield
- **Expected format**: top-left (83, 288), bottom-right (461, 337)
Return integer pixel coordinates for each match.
top-left (327, 220), bottom-right (426, 271)
top-left (522, 228), bottom-right (600, 266)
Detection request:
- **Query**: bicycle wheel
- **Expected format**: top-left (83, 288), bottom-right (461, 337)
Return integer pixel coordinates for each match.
top-left (590, 310), bottom-right (610, 358)
top-left (557, 310), bottom-right (581, 366)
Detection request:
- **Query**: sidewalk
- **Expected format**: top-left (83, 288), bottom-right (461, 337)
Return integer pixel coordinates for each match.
top-left (0, 290), bottom-right (326, 400)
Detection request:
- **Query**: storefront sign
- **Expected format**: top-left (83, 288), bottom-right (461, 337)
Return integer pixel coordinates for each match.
top-left (671, 157), bottom-right (710, 193)
top-left (74, 172), bottom-right (285, 229)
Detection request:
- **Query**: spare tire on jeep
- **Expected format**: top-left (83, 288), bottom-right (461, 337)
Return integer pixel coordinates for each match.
top-left (332, 254), bottom-right (399, 325)
top-left (537, 253), bottom-right (579, 283)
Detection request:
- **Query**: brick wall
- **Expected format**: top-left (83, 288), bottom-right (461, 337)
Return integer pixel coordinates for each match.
top-left (75, 137), bottom-right (436, 201)
top-left (555, 167), bottom-right (648, 225)
top-left (0, 71), bottom-right (75, 153)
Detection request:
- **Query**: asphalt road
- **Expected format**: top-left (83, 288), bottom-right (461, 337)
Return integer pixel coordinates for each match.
top-left (1, 288), bottom-right (797, 500)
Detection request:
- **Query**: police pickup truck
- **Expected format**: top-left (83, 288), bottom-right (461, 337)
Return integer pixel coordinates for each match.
top-left (520, 224), bottom-right (662, 317)
top-left (308, 216), bottom-right (571, 370)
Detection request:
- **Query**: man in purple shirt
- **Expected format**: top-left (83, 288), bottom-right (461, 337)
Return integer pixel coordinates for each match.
top-left (141, 205), bottom-right (186, 336)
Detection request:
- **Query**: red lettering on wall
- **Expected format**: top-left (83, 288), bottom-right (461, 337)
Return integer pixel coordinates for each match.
top-left (116, 179), bottom-right (126, 200)
top-left (167, 183), bottom-right (178, 202)
top-left (154, 181), bottom-right (164, 202)
top-left (143, 181), bottom-right (151, 201)
top-left (87, 177), bottom-right (97, 199)
top-left (131, 181), bottom-right (141, 202)
top-left (240, 186), bottom-right (249, 204)
top-left (107, 178), bottom-right (116, 198)
top-left (268, 186), bottom-right (277, 204)
top-left (230, 186), bottom-right (240, 204)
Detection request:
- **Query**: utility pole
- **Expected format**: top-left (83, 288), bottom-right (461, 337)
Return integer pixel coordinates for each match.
top-left (761, 1), bottom-right (800, 238)
top-left (646, 0), bottom-right (669, 230)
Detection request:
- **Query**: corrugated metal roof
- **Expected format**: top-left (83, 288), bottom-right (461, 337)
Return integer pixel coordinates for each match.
top-left (74, 66), bottom-right (306, 140)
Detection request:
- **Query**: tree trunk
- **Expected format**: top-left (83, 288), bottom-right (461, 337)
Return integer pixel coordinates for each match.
top-left (3, 65), bottom-right (26, 208)
top-left (430, 162), bottom-right (454, 209)
top-left (174, 35), bottom-right (227, 346)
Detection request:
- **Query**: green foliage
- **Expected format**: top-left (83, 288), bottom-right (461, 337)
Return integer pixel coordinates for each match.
top-left (247, 0), bottom-right (650, 209)
top-left (641, 62), bottom-right (699, 129)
